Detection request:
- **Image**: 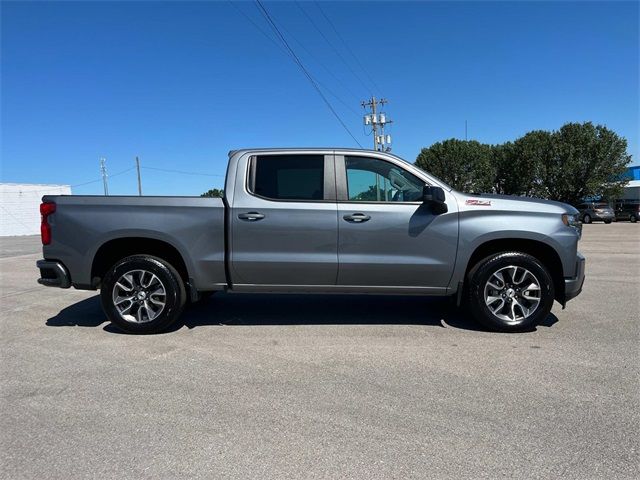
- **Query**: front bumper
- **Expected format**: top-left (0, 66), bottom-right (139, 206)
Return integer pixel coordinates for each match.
top-left (563, 252), bottom-right (585, 304)
top-left (36, 260), bottom-right (71, 288)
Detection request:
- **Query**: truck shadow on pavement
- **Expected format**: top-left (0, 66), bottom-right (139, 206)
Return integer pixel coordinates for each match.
top-left (45, 293), bottom-right (558, 334)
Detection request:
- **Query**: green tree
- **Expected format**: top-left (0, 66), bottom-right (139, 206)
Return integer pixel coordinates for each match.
top-left (493, 133), bottom-right (550, 197)
top-left (491, 142), bottom-right (517, 195)
top-left (415, 139), bottom-right (495, 193)
top-left (541, 122), bottom-right (631, 205)
top-left (353, 185), bottom-right (379, 201)
top-left (200, 188), bottom-right (224, 198)
top-left (415, 122), bottom-right (631, 204)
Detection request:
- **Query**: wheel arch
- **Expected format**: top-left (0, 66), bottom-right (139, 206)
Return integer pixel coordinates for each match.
top-left (91, 237), bottom-right (190, 288)
top-left (463, 238), bottom-right (565, 303)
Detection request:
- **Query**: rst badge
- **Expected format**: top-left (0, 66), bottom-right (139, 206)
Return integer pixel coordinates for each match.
top-left (465, 199), bottom-right (492, 206)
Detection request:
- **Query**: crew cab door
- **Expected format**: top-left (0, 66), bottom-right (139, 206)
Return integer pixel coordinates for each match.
top-left (335, 154), bottom-right (458, 291)
top-left (230, 153), bottom-right (338, 287)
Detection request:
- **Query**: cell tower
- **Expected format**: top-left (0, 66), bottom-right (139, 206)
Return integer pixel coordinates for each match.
top-left (362, 97), bottom-right (393, 151)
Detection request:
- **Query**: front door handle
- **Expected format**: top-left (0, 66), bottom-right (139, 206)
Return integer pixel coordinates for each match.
top-left (343, 213), bottom-right (371, 223)
top-left (238, 212), bottom-right (265, 221)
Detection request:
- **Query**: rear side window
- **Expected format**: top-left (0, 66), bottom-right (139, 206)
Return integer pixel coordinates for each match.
top-left (251, 155), bottom-right (324, 201)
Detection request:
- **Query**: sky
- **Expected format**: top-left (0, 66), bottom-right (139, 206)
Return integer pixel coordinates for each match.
top-left (1, 0), bottom-right (638, 196)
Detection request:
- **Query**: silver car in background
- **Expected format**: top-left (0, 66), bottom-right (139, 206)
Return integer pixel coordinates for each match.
top-left (577, 201), bottom-right (615, 224)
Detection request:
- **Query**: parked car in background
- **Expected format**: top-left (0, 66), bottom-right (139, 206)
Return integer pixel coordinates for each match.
top-left (576, 201), bottom-right (615, 224)
top-left (614, 200), bottom-right (640, 223)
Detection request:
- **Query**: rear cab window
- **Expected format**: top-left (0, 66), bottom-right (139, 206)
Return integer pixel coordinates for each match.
top-left (249, 155), bottom-right (325, 201)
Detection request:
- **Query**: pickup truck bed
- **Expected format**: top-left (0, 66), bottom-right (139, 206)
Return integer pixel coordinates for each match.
top-left (40, 195), bottom-right (226, 294)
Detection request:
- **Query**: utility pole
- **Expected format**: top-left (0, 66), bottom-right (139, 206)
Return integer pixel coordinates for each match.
top-left (100, 157), bottom-right (109, 195)
top-left (135, 156), bottom-right (142, 196)
top-left (465, 120), bottom-right (468, 141)
top-left (362, 96), bottom-right (393, 151)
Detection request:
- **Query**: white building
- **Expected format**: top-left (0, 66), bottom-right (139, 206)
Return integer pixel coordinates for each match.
top-left (0, 183), bottom-right (71, 236)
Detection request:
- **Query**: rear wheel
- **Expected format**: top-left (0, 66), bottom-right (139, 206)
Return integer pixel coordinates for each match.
top-left (604, 219), bottom-right (612, 224)
top-left (582, 214), bottom-right (592, 224)
top-left (101, 255), bottom-right (186, 334)
top-left (631, 214), bottom-right (638, 223)
top-left (466, 252), bottom-right (554, 332)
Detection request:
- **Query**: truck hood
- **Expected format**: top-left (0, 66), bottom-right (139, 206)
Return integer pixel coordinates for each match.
top-left (458, 193), bottom-right (578, 215)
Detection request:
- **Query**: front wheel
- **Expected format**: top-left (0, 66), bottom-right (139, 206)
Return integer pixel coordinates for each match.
top-left (604, 219), bottom-right (612, 224)
top-left (631, 215), bottom-right (638, 223)
top-left (101, 255), bottom-right (186, 334)
top-left (466, 252), bottom-right (555, 332)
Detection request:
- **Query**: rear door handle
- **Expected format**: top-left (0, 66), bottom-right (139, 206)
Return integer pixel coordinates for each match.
top-left (238, 212), bottom-right (265, 221)
top-left (343, 213), bottom-right (371, 223)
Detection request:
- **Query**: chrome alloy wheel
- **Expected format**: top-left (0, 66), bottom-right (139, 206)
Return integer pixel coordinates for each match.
top-left (483, 265), bottom-right (542, 323)
top-left (112, 269), bottom-right (166, 323)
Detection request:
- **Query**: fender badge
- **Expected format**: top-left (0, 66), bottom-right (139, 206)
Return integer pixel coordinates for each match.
top-left (466, 199), bottom-right (492, 206)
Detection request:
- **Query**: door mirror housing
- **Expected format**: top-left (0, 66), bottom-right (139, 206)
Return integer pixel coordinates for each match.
top-left (422, 185), bottom-right (448, 214)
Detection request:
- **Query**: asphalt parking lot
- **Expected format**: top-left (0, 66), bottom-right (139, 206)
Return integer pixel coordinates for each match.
top-left (0, 224), bottom-right (638, 479)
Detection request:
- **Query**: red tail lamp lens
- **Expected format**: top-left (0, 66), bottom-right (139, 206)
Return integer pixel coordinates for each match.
top-left (40, 202), bottom-right (56, 245)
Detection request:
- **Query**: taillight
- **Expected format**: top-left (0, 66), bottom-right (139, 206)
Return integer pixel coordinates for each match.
top-left (40, 202), bottom-right (56, 245)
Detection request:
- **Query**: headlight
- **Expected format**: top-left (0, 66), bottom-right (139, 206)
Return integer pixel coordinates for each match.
top-left (562, 213), bottom-right (582, 237)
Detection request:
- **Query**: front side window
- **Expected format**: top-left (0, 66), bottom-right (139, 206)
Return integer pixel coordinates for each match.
top-left (345, 156), bottom-right (424, 202)
top-left (251, 155), bottom-right (324, 201)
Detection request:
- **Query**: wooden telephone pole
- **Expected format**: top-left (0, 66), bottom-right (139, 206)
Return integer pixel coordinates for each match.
top-left (135, 156), bottom-right (142, 196)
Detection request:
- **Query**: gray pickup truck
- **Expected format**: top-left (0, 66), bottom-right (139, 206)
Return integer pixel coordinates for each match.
top-left (37, 148), bottom-right (585, 333)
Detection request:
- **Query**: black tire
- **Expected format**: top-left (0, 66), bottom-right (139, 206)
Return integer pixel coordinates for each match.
top-left (582, 214), bottom-right (592, 224)
top-left (466, 252), bottom-right (555, 332)
top-left (604, 219), bottom-right (612, 224)
top-left (631, 215), bottom-right (638, 223)
top-left (101, 255), bottom-right (186, 334)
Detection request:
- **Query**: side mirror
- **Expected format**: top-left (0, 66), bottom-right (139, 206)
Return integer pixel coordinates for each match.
top-left (422, 185), bottom-right (448, 214)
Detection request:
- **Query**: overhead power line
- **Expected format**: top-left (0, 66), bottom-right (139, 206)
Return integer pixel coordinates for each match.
top-left (314, 1), bottom-right (383, 95)
top-left (141, 166), bottom-right (225, 177)
top-left (276, 18), bottom-right (362, 113)
top-left (227, 0), bottom-right (360, 117)
top-left (14, 165), bottom-right (137, 196)
top-left (66, 167), bottom-right (135, 190)
top-left (296, 1), bottom-right (372, 96)
top-left (68, 177), bottom-right (103, 189)
top-left (108, 166), bottom-right (136, 179)
top-left (253, 0), bottom-right (363, 148)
